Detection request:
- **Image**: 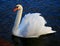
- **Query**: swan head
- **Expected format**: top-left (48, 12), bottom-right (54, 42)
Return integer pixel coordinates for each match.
top-left (13, 4), bottom-right (23, 12)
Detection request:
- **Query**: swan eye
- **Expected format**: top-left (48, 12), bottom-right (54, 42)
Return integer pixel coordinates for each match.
top-left (16, 6), bottom-right (18, 8)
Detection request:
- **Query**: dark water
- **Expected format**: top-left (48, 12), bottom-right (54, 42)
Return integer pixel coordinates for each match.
top-left (0, 0), bottom-right (60, 46)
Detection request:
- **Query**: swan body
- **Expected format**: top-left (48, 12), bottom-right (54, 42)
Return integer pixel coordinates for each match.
top-left (12, 4), bottom-right (56, 38)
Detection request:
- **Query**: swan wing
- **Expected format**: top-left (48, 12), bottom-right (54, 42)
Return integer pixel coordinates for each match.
top-left (16, 13), bottom-right (56, 38)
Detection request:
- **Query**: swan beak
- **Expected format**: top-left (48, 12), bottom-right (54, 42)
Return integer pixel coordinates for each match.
top-left (13, 7), bottom-right (18, 12)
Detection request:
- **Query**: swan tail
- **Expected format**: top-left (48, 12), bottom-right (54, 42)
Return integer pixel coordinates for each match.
top-left (40, 27), bottom-right (56, 35)
top-left (46, 30), bottom-right (56, 34)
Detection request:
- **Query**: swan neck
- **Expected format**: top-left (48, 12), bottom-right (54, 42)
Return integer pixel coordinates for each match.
top-left (17, 9), bottom-right (23, 23)
top-left (13, 8), bottom-right (23, 31)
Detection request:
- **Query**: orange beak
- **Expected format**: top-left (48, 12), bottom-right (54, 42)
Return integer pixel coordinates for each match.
top-left (13, 7), bottom-right (18, 12)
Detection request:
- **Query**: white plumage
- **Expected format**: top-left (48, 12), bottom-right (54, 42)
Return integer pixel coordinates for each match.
top-left (12, 4), bottom-right (56, 38)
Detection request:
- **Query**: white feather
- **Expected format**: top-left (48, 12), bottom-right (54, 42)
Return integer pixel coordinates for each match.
top-left (12, 5), bottom-right (56, 38)
top-left (13, 13), bottom-right (56, 38)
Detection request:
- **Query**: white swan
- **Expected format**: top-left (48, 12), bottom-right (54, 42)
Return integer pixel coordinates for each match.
top-left (12, 4), bottom-right (56, 38)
